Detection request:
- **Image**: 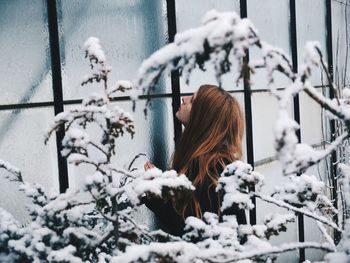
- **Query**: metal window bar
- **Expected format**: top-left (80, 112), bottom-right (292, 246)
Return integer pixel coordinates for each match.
top-left (325, 0), bottom-right (341, 243)
top-left (289, 0), bottom-right (305, 261)
top-left (166, 0), bottom-right (182, 145)
top-left (240, 0), bottom-right (256, 226)
top-left (0, 86), bottom-right (330, 112)
top-left (47, 0), bottom-right (69, 193)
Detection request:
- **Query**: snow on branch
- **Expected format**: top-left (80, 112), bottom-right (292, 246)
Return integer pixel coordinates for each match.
top-left (251, 42), bottom-right (296, 88)
top-left (276, 114), bottom-right (348, 175)
top-left (218, 161), bottom-right (264, 210)
top-left (339, 163), bottom-right (350, 205)
top-left (219, 242), bottom-right (335, 263)
top-left (136, 10), bottom-right (259, 98)
top-left (254, 192), bottom-right (341, 231)
top-left (273, 174), bottom-right (330, 210)
top-left (239, 213), bottom-right (295, 240)
top-left (107, 80), bottom-right (134, 97)
top-left (123, 168), bottom-right (195, 205)
top-left (0, 159), bottom-right (22, 182)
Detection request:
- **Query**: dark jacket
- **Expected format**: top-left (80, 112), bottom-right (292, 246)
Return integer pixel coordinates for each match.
top-left (143, 160), bottom-right (247, 236)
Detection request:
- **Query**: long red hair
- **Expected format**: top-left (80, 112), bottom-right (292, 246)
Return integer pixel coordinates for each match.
top-left (172, 84), bottom-right (245, 218)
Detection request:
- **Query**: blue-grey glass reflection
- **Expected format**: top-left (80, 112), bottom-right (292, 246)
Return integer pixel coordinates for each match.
top-left (0, 107), bottom-right (59, 222)
top-left (0, 0), bottom-right (52, 105)
top-left (57, 0), bottom-right (169, 99)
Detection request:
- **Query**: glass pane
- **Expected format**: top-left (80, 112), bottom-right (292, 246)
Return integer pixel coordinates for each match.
top-left (175, 0), bottom-right (242, 93)
top-left (296, 0), bottom-right (328, 86)
top-left (0, 168), bottom-right (30, 224)
top-left (0, 1), bottom-right (52, 105)
top-left (251, 92), bottom-right (293, 162)
top-left (299, 89), bottom-right (327, 146)
top-left (66, 98), bottom-right (175, 188)
top-left (332, 1), bottom-right (350, 89)
top-left (0, 107), bottom-right (59, 223)
top-left (233, 92), bottom-right (247, 163)
top-left (255, 161), bottom-right (299, 263)
top-left (58, 0), bottom-right (169, 100)
top-left (304, 215), bottom-right (326, 261)
top-left (248, 0), bottom-right (292, 90)
top-left (304, 158), bottom-right (329, 261)
top-left (176, 0), bottom-right (240, 31)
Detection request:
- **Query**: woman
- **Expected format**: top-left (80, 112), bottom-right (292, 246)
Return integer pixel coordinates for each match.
top-left (144, 84), bottom-right (246, 236)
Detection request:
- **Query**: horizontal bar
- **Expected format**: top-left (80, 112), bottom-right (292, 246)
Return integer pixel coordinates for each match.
top-left (0, 84), bottom-right (330, 111)
top-left (254, 142), bottom-right (326, 167)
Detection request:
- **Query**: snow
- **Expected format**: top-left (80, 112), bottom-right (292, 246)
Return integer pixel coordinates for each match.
top-left (83, 37), bottom-right (106, 64)
top-left (136, 9), bottom-right (259, 93)
top-left (304, 41), bottom-right (322, 66)
top-left (124, 168), bottom-right (195, 204)
top-left (48, 245), bottom-right (82, 263)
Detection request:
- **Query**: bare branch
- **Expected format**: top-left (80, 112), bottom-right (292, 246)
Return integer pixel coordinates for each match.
top-left (254, 192), bottom-right (342, 231)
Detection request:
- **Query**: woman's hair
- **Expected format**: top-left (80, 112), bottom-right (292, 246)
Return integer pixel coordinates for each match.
top-left (172, 84), bottom-right (244, 218)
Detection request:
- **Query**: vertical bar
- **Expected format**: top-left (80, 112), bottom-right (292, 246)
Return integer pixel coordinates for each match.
top-left (325, 0), bottom-right (340, 244)
top-left (47, 0), bottom-right (69, 193)
top-left (240, 0), bottom-right (256, 225)
top-left (166, 0), bottom-right (182, 145)
top-left (289, 0), bottom-right (305, 261)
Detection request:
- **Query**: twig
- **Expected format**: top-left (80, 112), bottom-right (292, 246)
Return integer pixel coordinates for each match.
top-left (254, 192), bottom-right (342, 231)
top-left (315, 46), bottom-right (340, 105)
top-left (91, 230), bottom-right (114, 247)
top-left (212, 242), bottom-right (335, 263)
top-left (128, 153), bottom-right (148, 171)
top-left (316, 221), bottom-right (336, 248)
top-left (110, 167), bottom-right (136, 179)
top-left (119, 211), bottom-right (154, 242)
top-left (303, 82), bottom-right (346, 120)
top-left (285, 132), bottom-right (349, 175)
top-left (89, 141), bottom-right (109, 159)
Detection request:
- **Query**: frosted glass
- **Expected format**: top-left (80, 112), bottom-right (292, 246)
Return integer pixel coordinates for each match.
top-left (251, 92), bottom-right (293, 162)
top-left (0, 1), bottom-right (52, 105)
top-left (0, 107), bottom-right (59, 222)
top-left (232, 92), bottom-right (247, 163)
top-left (58, 0), bottom-right (169, 100)
top-left (0, 168), bottom-right (30, 224)
top-left (255, 161), bottom-right (299, 263)
top-left (332, 1), bottom-right (350, 88)
top-left (66, 98), bottom-right (174, 189)
top-left (304, 220), bottom-right (326, 260)
top-left (248, 0), bottom-right (292, 91)
top-left (175, 0), bottom-right (242, 93)
top-left (299, 90), bottom-right (326, 146)
top-left (176, 0), bottom-right (239, 31)
top-left (296, 0), bottom-right (328, 86)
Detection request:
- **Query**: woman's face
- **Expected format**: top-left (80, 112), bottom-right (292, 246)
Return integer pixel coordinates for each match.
top-left (176, 92), bottom-right (196, 125)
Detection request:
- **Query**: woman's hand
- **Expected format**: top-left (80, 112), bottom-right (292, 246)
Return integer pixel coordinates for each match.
top-left (144, 161), bottom-right (155, 171)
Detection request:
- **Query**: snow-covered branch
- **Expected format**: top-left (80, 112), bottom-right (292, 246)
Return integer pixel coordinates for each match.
top-left (254, 192), bottom-right (341, 231)
top-left (136, 10), bottom-right (259, 100)
top-left (218, 242), bottom-right (335, 263)
top-left (0, 159), bottom-right (22, 182)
